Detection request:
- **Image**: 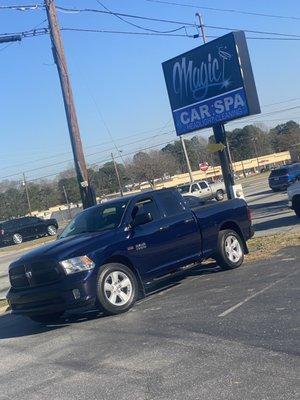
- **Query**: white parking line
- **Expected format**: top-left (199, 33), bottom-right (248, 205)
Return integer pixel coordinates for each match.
top-left (218, 270), bottom-right (299, 317)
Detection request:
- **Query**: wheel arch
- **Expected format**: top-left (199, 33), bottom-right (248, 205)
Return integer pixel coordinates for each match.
top-left (102, 255), bottom-right (146, 298)
top-left (219, 221), bottom-right (248, 254)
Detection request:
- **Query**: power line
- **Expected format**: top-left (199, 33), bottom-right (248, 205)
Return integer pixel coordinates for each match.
top-left (55, 5), bottom-right (195, 27)
top-left (0, 4), bottom-right (42, 11)
top-left (53, 5), bottom-right (300, 39)
top-left (1, 3), bottom-right (300, 40)
top-left (145, 0), bottom-right (300, 21)
top-left (1, 27), bottom-right (300, 42)
top-left (204, 24), bottom-right (300, 39)
top-left (0, 42), bottom-right (16, 52)
top-left (0, 120), bottom-right (174, 172)
top-left (61, 27), bottom-right (193, 38)
top-left (27, 138), bottom-right (180, 182)
top-left (95, 0), bottom-right (188, 34)
top-left (261, 98), bottom-right (300, 108)
top-left (60, 28), bottom-right (300, 41)
top-left (1, 102), bottom-right (299, 179)
top-left (0, 129), bottom-right (177, 180)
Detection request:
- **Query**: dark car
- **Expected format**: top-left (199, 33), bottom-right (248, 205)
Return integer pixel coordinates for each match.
top-left (0, 216), bottom-right (58, 246)
top-left (7, 189), bottom-right (253, 323)
top-left (268, 163), bottom-right (300, 191)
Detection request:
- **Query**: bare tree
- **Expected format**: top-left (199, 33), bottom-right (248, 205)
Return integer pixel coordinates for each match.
top-left (128, 150), bottom-right (178, 188)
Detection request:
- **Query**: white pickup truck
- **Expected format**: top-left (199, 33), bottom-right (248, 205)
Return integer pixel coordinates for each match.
top-left (178, 180), bottom-right (226, 201)
top-left (287, 181), bottom-right (300, 217)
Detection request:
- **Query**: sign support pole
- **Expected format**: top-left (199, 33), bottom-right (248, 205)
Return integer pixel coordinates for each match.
top-left (196, 12), bottom-right (235, 199)
top-left (213, 124), bottom-right (235, 199)
top-left (180, 136), bottom-right (194, 183)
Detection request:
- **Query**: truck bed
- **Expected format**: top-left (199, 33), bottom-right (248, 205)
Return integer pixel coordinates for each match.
top-left (191, 199), bottom-right (252, 258)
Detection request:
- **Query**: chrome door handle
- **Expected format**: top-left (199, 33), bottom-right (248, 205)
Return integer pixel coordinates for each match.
top-left (184, 219), bottom-right (194, 224)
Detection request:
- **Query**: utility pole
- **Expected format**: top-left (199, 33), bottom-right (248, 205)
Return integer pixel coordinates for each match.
top-left (195, 12), bottom-right (235, 199)
top-left (62, 185), bottom-right (72, 220)
top-left (111, 153), bottom-right (124, 196)
top-left (22, 173), bottom-right (32, 216)
top-left (252, 137), bottom-right (260, 171)
top-left (195, 13), bottom-right (207, 43)
top-left (180, 136), bottom-right (194, 182)
top-left (44, 0), bottom-right (96, 209)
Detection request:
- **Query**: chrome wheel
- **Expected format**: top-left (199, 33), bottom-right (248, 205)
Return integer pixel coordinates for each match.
top-left (47, 225), bottom-right (57, 236)
top-left (224, 235), bottom-right (243, 263)
top-left (104, 271), bottom-right (132, 306)
top-left (216, 190), bottom-right (224, 201)
top-left (13, 233), bottom-right (23, 244)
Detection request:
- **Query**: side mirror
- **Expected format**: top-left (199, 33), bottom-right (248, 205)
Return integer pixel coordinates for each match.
top-left (131, 212), bottom-right (153, 228)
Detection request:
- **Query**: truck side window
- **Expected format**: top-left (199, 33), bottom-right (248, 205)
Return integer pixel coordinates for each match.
top-left (133, 198), bottom-right (160, 221)
top-left (191, 184), bottom-right (199, 192)
top-left (158, 191), bottom-right (186, 217)
top-left (199, 182), bottom-right (208, 189)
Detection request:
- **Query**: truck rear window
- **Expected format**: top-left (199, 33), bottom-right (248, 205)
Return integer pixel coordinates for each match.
top-left (158, 191), bottom-right (186, 216)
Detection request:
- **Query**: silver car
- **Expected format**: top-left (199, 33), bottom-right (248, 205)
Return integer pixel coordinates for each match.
top-left (178, 180), bottom-right (226, 201)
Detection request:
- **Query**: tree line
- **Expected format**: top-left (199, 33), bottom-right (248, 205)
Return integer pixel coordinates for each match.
top-left (0, 120), bottom-right (299, 219)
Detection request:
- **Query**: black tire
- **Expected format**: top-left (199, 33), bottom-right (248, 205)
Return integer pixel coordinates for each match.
top-left (215, 229), bottom-right (244, 270)
top-left (47, 225), bottom-right (57, 236)
top-left (12, 233), bottom-right (23, 245)
top-left (293, 197), bottom-right (300, 218)
top-left (96, 263), bottom-right (138, 315)
top-left (215, 189), bottom-right (224, 201)
top-left (28, 312), bottom-right (64, 324)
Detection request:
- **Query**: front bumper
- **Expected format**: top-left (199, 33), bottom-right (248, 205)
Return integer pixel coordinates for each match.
top-left (6, 272), bottom-right (96, 316)
top-left (288, 200), bottom-right (293, 209)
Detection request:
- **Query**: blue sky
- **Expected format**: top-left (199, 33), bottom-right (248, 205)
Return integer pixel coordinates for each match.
top-left (1, 0), bottom-right (300, 181)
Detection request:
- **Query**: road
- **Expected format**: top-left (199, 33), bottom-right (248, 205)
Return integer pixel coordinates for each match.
top-left (0, 173), bottom-right (299, 299)
top-left (241, 173), bottom-right (298, 236)
top-left (0, 246), bottom-right (298, 400)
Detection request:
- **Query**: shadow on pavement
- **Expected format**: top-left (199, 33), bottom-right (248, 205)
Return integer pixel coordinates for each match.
top-left (250, 199), bottom-right (288, 211)
top-left (0, 262), bottom-right (220, 340)
top-left (254, 214), bottom-right (299, 232)
top-left (246, 189), bottom-right (274, 198)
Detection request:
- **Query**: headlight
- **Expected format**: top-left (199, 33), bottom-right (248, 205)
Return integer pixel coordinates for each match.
top-left (60, 256), bottom-right (95, 275)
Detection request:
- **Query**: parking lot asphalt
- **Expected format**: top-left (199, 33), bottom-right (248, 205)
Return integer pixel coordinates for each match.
top-left (0, 245), bottom-right (299, 400)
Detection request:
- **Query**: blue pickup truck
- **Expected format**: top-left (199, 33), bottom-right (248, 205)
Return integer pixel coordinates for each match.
top-left (7, 188), bottom-right (253, 323)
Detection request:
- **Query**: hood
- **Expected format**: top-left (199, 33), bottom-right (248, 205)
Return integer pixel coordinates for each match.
top-left (13, 229), bottom-right (121, 264)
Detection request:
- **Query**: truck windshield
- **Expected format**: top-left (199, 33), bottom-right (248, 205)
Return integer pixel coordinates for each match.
top-left (178, 185), bottom-right (190, 194)
top-left (59, 199), bottom-right (129, 238)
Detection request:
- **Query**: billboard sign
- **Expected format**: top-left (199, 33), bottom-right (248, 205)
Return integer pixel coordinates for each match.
top-left (162, 31), bottom-right (260, 135)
